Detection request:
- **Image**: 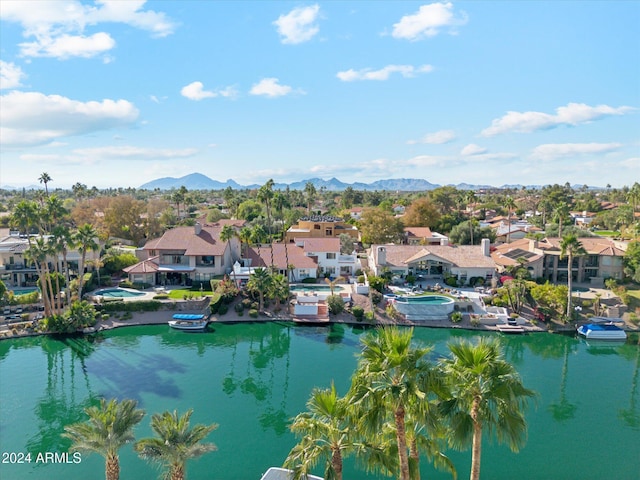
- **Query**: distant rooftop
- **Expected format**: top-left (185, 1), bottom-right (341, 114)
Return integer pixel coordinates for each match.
top-left (299, 215), bottom-right (346, 223)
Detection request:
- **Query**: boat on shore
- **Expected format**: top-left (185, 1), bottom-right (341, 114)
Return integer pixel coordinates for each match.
top-left (169, 313), bottom-right (209, 331)
top-left (577, 317), bottom-right (626, 340)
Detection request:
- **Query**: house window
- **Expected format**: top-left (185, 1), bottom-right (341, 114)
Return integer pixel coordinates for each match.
top-left (326, 253), bottom-right (336, 260)
top-left (314, 224), bottom-right (321, 230)
top-left (298, 269), bottom-right (308, 278)
top-left (340, 266), bottom-right (351, 275)
top-left (326, 266), bottom-right (336, 275)
top-left (197, 256), bottom-right (215, 266)
top-left (325, 229), bottom-right (332, 236)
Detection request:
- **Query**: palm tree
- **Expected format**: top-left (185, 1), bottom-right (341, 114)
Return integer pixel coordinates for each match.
top-left (560, 235), bottom-right (587, 319)
top-left (39, 172), bottom-right (52, 196)
top-left (305, 181), bottom-right (317, 216)
top-left (220, 224), bottom-right (238, 284)
top-left (349, 327), bottom-right (436, 480)
top-left (270, 273), bottom-right (290, 311)
top-left (239, 226), bottom-right (253, 258)
top-left (257, 179), bottom-right (275, 238)
top-left (504, 196), bottom-right (516, 244)
top-left (247, 267), bottom-right (272, 312)
top-left (74, 224), bottom-right (99, 299)
top-left (134, 409), bottom-right (217, 480)
top-left (50, 225), bottom-right (74, 307)
top-left (10, 200), bottom-right (39, 242)
top-left (63, 398), bottom-right (145, 480)
top-left (627, 182), bottom-right (640, 212)
top-left (25, 237), bottom-right (55, 317)
top-left (553, 202), bottom-right (570, 239)
top-left (324, 276), bottom-right (345, 296)
top-left (440, 338), bottom-right (535, 480)
top-left (284, 383), bottom-right (356, 480)
top-left (465, 191), bottom-right (477, 246)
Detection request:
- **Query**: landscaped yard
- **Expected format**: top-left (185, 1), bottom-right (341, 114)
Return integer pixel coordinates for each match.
top-left (166, 288), bottom-right (214, 300)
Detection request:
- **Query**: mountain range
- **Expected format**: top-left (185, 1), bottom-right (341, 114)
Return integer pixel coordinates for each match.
top-left (139, 173), bottom-right (501, 191)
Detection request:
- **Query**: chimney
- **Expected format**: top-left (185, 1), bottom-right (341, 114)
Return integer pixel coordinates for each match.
top-left (194, 222), bottom-right (202, 235)
top-left (377, 246), bottom-right (386, 266)
top-left (440, 237), bottom-right (449, 246)
top-left (528, 238), bottom-right (538, 251)
top-left (481, 238), bottom-right (490, 256)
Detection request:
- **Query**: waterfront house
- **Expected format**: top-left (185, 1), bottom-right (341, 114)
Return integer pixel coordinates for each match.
top-left (492, 237), bottom-right (626, 286)
top-left (124, 222), bottom-right (241, 286)
top-left (368, 238), bottom-right (496, 285)
top-left (294, 237), bottom-right (362, 278)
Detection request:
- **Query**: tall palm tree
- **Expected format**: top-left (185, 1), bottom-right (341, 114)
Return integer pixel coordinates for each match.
top-left (63, 398), bottom-right (145, 480)
top-left (284, 383), bottom-right (356, 480)
top-left (504, 196), bottom-right (516, 244)
top-left (553, 202), bottom-right (570, 239)
top-left (560, 235), bottom-right (587, 319)
top-left (10, 200), bottom-right (39, 242)
top-left (134, 409), bottom-right (217, 480)
top-left (39, 172), bottom-right (52, 196)
top-left (74, 224), bottom-right (99, 299)
top-left (239, 226), bottom-right (253, 258)
top-left (25, 237), bottom-right (55, 317)
top-left (305, 181), bottom-right (317, 216)
top-left (626, 182), bottom-right (640, 212)
top-left (220, 224), bottom-right (238, 284)
top-left (270, 273), bottom-right (290, 311)
top-left (247, 267), bottom-right (272, 312)
top-left (349, 327), bottom-right (436, 480)
top-left (465, 191), bottom-right (477, 246)
top-left (50, 225), bottom-right (74, 307)
top-left (257, 179), bottom-right (275, 238)
top-left (440, 338), bottom-right (535, 480)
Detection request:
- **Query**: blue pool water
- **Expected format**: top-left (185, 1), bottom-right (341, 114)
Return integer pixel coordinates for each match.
top-left (93, 288), bottom-right (145, 298)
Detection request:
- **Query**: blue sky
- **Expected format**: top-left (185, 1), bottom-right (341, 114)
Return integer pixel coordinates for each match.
top-left (1, 1), bottom-right (638, 189)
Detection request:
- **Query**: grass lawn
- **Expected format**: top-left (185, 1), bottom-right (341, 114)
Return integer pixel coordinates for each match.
top-left (593, 230), bottom-right (620, 237)
top-left (167, 289), bottom-right (214, 299)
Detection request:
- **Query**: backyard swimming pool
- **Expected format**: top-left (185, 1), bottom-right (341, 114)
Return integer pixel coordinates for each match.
top-left (290, 284), bottom-right (345, 292)
top-left (92, 287), bottom-right (145, 298)
top-left (10, 287), bottom-right (39, 296)
top-left (392, 294), bottom-right (455, 320)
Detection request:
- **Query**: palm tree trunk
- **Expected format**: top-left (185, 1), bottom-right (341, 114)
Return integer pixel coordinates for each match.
top-left (566, 253), bottom-right (573, 319)
top-left (394, 403), bottom-right (411, 480)
top-left (331, 447), bottom-right (343, 480)
top-left (470, 398), bottom-right (482, 480)
top-left (410, 438), bottom-right (420, 480)
top-left (171, 464), bottom-right (185, 480)
top-left (105, 453), bottom-right (119, 480)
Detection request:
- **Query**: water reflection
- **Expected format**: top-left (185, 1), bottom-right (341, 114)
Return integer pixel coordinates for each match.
top-left (618, 347), bottom-right (639, 429)
top-left (548, 337), bottom-right (578, 422)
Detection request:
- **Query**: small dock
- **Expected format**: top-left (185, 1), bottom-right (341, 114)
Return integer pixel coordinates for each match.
top-left (496, 324), bottom-right (526, 334)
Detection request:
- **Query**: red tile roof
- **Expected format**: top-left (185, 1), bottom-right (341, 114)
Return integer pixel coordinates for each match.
top-left (143, 225), bottom-right (227, 256)
top-left (247, 243), bottom-right (317, 270)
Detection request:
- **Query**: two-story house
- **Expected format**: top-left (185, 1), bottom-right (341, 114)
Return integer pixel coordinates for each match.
top-left (284, 215), bottom-right (359, 243)
top-left (293, 237), bottom-right (362, 278)
top-left (124, 223), bottom-right (241, 286)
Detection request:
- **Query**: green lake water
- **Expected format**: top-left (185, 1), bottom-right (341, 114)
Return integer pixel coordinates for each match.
top-left (0, 324), bottom-right (638, 480)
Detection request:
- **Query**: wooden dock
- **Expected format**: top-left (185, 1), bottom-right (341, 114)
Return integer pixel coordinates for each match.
top-left (496, 324), bottom-right (526, 334)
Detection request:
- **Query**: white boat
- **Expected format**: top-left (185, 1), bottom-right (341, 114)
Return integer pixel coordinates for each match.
top-left (169, 313), bottom-right (208, 331)
top-left (577, 318), bottom-right (626, 340)
top-left (259, 467), bottom-right (323, 480)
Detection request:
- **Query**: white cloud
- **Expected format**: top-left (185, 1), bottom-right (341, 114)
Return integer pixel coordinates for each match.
top-left (19, 32), bottom-right (115, 59)
top-left (1, 0), bottom-right (176, 59)
top-left (620, 157), bottom-right (640, 169)
top-left (250, 78), bottom-right (298, 98)
top-left (460, 143), bottom-right (487, 156)
top-left (180, 82), bottom-right (238, 100)
top-left (0, 60), bottom-right (26, 89)
top-left (481, 103), bottom-right (635, 136)
top-left (73, 145), bottom-right (198, 160)
top-left (531, 142), bottom-right (623, 161)
top-left (407, 129), bottom-right (456, 145)
top-left (0, 90), bottom-right (139, 147)
top-left (392, 2), bottom-right (468, 41)
top-left (273, 4), bottom-right (321, 44)
top-left (337, 64), bottom-right (433, 81)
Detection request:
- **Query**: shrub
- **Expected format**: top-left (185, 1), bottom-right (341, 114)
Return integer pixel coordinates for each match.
top-left (235, 302), bottom-right (244, 313)
top-left (327, 295), bottom-right (344, 315)
top-left (450, 311), bottom-right (463, 323)
top-left (153, 294), bottom-right (169, 300)
top-left (385, 303), bottom-right (399, 319)
top-left (352, 305), bottom-right (364, 321)
top-left (357, 275), bottom-right (365, 284)
top-left (218, 304), bottom-right (228, 315)
top-left (364, 311), bottom-right (375, 322)
top-left (444, 275), bottom-right (458, 287)
top-left (96, 300), bottom-right (162, 313)
top-left (301, 277), bottom-right (318, 284)
top-left (242, 298), bottom-right (253, 309)
top-left (249, 309), bottom-right (259, 318)
top-left (405, 274), bottom-right (416, 285)
top-left (371, 290), bottom-right (382, 305)
top-left (210, 293), bottom-right (223, 314)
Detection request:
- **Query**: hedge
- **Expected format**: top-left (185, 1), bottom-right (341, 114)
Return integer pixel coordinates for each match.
top-left (96, 300), bottom-right (163, 313)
